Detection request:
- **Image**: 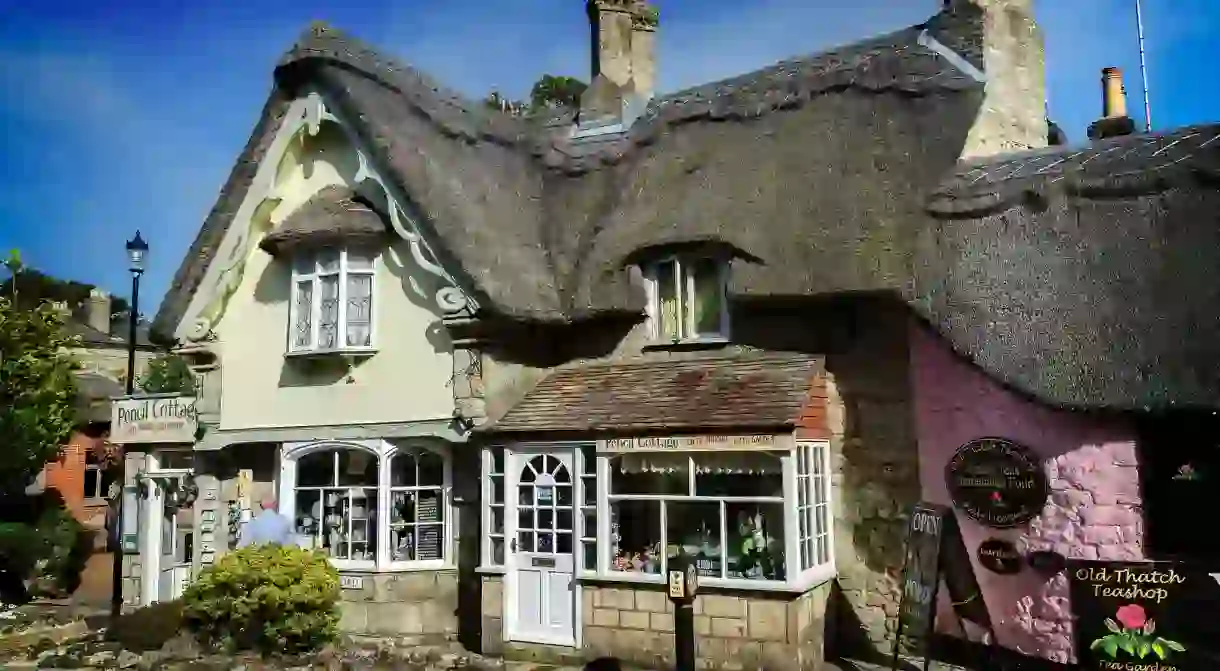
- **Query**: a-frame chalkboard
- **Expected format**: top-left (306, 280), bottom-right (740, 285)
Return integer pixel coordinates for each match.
top-left (891, 502), bottom-right (995, 671)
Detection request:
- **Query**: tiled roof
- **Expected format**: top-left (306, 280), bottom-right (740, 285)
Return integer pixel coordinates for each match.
top-left (484, 349), bottom-right (822, 435)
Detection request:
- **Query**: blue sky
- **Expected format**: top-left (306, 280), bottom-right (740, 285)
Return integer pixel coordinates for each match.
top-left (1, 0), bottom-right (1217, 317)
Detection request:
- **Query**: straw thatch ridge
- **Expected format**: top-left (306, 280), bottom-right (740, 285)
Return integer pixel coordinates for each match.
top-left (912, 124), bottom-right (1220, 410)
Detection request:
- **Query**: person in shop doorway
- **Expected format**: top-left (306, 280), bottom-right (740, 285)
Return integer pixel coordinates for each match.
top-left (237, 497), bottom-right (293, 547)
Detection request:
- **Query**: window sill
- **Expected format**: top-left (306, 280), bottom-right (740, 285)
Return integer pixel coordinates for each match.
top-left (575, 568), bottom-right (835, 594)
top-left (332, 564), bottom-right (455, 575)
top-left (475, 565), bottom-right (506, 575)
top-left (284, 347), bottom-right (378, 360)
top-left (642, 337), bottom-right (730, 352)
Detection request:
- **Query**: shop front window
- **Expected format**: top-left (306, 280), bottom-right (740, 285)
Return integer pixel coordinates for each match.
top-left (282, 440), bottom-right (452, 571)
top-left (479, 441), bottom-right (834, 588)
top-left (608, 451), bottom-right (787, 581)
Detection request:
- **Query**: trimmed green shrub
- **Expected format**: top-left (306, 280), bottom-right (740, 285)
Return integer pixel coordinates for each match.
top-left (181, 545), bottom-right (340, 654)
top-left (0, 501), bottom-right (90, 600)
top-left (106, 599), bottom-right (186, 651)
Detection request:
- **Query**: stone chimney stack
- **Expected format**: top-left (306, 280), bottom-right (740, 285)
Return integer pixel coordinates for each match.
top-left (579, 0), bottom-right (657, 129)
top-left (937, 0), bottom-right (1049, 159)
top-left (1087, 67), bottom-right (1137, 140)
top-left (87, 288), bottom-right (111, 335)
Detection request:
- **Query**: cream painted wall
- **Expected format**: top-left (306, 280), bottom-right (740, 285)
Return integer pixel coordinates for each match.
top-left (214, 123), bottom-right (456, 431)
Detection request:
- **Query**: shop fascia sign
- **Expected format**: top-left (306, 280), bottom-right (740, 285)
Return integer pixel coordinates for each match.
top-left (600, 433), bottom-right (790, 453)
top-left (110, 393), bottom-right (198, 444)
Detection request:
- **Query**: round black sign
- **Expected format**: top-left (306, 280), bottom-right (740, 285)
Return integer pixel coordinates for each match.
top-left (1027, 550), bottom-right (1067, 576)
top-left (945, 437), bottom-right (1048, 529)
top-left (976, 538), bottom-right (1022, 575)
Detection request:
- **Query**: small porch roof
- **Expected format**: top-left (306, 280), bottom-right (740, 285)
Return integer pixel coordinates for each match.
top-left (480, 348), bottom-right (825, 437)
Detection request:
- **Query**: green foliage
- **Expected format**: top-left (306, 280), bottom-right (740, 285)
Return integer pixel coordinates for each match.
top-left (0, 282), bottom-right (79, 496)
top-left (0, 253), bottom-right (130, 316)
top-left (138, 353), bottom-right (196, 395)
top-left (0, 501), bottom-right (91, 598)
top-left (106, 599), bottom-right (186, 652)
top-left (182, 544), bottom-right (340, 654)
top-left (529, 74), bottom-right (587, 112)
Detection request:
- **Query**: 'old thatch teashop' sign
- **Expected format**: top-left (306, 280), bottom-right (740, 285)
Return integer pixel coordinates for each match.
top-left (1068, 560), bottom-right (1220, 670)
top-left (945, 437), bottom-right (1048, 528)
top-left (111, 395), bottom-right (198, 444)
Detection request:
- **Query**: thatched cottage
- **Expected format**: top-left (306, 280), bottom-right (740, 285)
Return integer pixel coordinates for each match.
top-left (138, 0), bottom-right (1220, 668)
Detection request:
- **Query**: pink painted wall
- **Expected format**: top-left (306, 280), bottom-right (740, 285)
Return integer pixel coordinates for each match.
top-left (909, 321), bottom-right (1143, 664)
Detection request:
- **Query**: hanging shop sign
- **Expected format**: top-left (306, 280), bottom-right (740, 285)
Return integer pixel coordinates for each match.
top-left (976, 538), bottom-right (1022, 575)
top-left (1068, 560), bottom-right (1220, 670)
top-left (111, 395), bottom-right (198, 444)
top-left (945, 437), bottom-right (1048, 529)
top-left (600, 434), bottom-right (789, 453)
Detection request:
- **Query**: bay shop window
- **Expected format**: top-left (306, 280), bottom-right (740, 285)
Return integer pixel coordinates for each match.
top-left (482, 440), bottom-right (834, 588)
top-left (278, 440), bottom-right (451, 570)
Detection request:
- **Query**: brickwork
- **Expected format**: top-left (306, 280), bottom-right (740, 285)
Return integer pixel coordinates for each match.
top-left (480, 576), bottom-right (831, 670)
top-left (338, 570), bottom-right (459, 642)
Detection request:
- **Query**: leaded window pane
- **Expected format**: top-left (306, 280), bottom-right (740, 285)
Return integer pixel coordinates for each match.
top-left (293, 280), bottom-right (313, 349)
top-left (345, 273), bottom-right (373, 347)
top-left (318, 275), bottom-right (340, 349)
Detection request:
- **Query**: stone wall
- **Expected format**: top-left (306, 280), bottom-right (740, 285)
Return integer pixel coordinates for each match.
top-left (481, 576), bottom-right (830, 670)
top-left (910, 320), bottom-right (1142, 664)
top-left (338, 570), bottom-right (459, 641)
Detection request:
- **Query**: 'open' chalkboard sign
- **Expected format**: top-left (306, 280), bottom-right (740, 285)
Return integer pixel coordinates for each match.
top-left (945, 437), bottom-right (1048, 529)
top-left (1068, 560), bottom-right (1220, 670)
top-left (895, 503), bottom-right (950, 659)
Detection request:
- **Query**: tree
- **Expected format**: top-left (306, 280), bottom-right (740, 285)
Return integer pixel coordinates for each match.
top-left (529, 75), bottom-right (587, 112)
top-left (0, 253), bottom-right (79, 496)
top-left (482, 74), bottom-right (588, 118)
top-left (0, 260), bottom-right (131, 317)
top-left (138, 353), bottom-right (196, 395)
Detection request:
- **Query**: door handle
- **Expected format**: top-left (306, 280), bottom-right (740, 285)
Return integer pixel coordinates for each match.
top-left (510, 538), bottom-right (518, 552)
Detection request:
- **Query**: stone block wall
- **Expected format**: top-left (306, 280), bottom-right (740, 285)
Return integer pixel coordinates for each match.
top-left (480, 576), bottom-right (830, 670)
top-left (338, 570), bottom-right (459, 642)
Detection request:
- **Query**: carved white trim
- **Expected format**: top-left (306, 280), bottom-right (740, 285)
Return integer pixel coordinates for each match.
top-left (175, 90), bottom-right (476, 343)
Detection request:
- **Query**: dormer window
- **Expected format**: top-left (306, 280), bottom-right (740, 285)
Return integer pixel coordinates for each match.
top-left (643, 256), bottom-right (729, 343)
top-left (288, 248), bottom-right (376, 355)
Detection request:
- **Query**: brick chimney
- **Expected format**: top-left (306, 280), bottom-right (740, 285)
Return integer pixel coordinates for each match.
top-left (933, 0), bottom-right (1049, 159)
top-left (1087, 67), bottom-right (1137, 140)
top-left (86, 288), bottom-right (111, 335)
top-left (578, 0), bottom-right (657, 130)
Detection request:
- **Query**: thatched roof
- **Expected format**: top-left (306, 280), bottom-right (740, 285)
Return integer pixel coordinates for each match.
top-left (258, 185), bottom-right (389, 256)
top-left (482, 349), bottom-right (822, 435)
top-left (915, 125), bottom-right (1220, 410)
top-left (152, 4), bottom-right (1220, 410)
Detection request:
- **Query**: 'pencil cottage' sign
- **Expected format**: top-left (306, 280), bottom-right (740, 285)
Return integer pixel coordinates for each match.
top-left (111, 395), bottom-right (198, 444)
top-left (1068, 560), bottom-right (1220, 670)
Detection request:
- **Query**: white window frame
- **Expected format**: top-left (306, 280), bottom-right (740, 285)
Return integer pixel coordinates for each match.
top-left (478, 440), bottom-right (835, 591)
top-left (84, 455), bottom-right (111, 502)
top-left (279, 439), bottom-right (453, 572)
top-left (287, 247), bottom-right (377, 355)
top-left (642, 256), bottom-right (731, 344)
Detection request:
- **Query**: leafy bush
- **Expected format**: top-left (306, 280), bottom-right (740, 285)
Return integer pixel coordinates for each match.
top-left (0, 498), bottom-right (90, 601)
top-left (106, 599), bottom-right (186, 651)
top-left (182, 544), bottom-right (340, 654)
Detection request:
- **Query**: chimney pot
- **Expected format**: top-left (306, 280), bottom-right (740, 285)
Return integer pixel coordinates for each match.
top-left (1088, 66), bottom-right (1136, 140)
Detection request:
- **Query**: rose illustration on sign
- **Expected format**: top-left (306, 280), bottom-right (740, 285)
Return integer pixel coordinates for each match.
top-left (1089, 604), bottom-right (1186, 660)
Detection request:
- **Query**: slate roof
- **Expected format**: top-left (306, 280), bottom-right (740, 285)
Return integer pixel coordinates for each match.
top-left (259, 185), bottom-right (389, 256)
top-left (152, 1), bottom-right (1220, 411)
top-left (484, 350), bottom-right (822, 435)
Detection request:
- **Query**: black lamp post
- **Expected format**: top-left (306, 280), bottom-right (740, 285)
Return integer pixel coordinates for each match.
top-left (111, 231), bottom-right (148, 619)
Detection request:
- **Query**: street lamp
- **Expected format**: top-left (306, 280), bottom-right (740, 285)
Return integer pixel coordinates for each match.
top-left (111, 231), bottom-right (148, 619)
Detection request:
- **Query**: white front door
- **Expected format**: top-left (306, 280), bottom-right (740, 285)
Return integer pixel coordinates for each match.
top-left (506, 450), bottom-right (577, 646)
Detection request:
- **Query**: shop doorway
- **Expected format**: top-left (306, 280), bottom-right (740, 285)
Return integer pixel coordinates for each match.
top-left (505, 448), bottom-right (578, 647)
top-left (1138, 412), bottom-right (1220, 562)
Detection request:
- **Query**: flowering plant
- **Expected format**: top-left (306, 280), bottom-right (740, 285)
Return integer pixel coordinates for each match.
top-left (1089, 604), bottom-right (1186, 660)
